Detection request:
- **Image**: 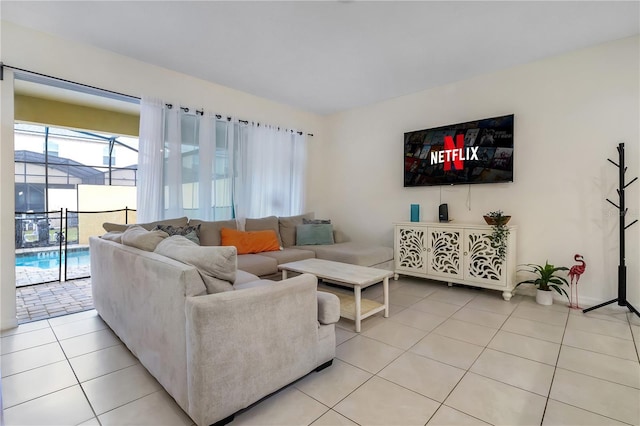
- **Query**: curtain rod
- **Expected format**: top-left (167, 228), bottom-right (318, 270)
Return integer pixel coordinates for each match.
top-left (164, 103), bottom-right (313, 136)
top-left (1, 62), bottom-right (314, 137)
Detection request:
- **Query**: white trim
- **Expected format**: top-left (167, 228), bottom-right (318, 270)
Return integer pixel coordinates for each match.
top-left (1, 69), bottom-right (18, 330)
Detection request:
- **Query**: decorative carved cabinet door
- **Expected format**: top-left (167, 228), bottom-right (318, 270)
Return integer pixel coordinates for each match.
top-left (464, 229), bottom-right (507, 286)
top-left (426, 227), bottom-right (464, 280)
top-left (395, 226), bottom-right (428, 274)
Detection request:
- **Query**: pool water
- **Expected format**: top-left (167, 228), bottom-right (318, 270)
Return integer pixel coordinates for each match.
top-left (16, 248), bottom-right (90, 269)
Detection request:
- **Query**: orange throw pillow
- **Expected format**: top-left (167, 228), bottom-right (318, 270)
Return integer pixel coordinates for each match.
top-left (220, 227), bottom-right (281, 254)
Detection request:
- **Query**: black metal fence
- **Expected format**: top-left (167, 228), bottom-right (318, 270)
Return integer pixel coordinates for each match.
top-left (15, 207), bottom-right (135, 286)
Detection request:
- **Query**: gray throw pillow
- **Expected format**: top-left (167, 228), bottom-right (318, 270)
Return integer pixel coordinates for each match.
top-left (154, 236), bottom-right (236, 294)
top-left (121, 226), bottom-right (169, 251)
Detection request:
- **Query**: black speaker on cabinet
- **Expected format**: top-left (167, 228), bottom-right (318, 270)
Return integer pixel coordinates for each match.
top-left (439, 204), bottom-right (448, 222)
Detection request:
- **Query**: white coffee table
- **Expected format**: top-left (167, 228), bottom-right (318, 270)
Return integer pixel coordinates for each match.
top-left (278, 258), bottom-right (393, 332)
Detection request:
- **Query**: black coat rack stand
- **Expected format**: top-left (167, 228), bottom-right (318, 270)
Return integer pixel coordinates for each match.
top-left (583, 143), bottom-right (639, 317)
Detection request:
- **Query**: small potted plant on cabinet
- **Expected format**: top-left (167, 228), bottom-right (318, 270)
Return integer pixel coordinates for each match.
top-left (515, 261), bottom-right (569, 305)
top-left (484, 210), bottom-right (511, 262)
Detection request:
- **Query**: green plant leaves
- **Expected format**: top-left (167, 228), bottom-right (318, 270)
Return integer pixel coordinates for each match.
top-left (487, 212), bottom-right (509, 262)
top-left (516, 260), bottom-right (569, 300)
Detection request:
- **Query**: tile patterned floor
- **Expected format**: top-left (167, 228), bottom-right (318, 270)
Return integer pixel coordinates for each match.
top-left (2, 276), bottom-right (639, 425)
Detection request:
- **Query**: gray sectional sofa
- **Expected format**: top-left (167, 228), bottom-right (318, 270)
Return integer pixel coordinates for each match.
top-left (103, 213), bottom-right (394, 278)
top-left (90, 234), bottom-right (340, 426)
top-left (92, 213), bottom-right (393, 424)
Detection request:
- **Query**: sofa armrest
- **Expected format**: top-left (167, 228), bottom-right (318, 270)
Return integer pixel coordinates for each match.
top-left (317, 291), bottom-right (340, 325)
top-left (184, 273), bottom-right (323, 426)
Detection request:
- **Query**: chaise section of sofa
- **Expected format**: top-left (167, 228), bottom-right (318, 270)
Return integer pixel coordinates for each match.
top-left (294, 241), bottom-right (394, 269)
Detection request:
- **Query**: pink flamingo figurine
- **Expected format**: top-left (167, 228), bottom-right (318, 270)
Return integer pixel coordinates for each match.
top-left (568, 254), bottom-right (586, 309)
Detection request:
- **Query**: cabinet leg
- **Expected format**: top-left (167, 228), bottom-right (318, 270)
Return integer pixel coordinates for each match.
top-left (393, 273), bottom-right (399, 281)
top-left (447, 282), bottom-right (453, 287)
top-left (502, 291), bottom-right (512, 301)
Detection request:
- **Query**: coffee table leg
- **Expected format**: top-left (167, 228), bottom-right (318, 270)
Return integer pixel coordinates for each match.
top-left (383, 277), bottom-right (389, 318)
top-left (282, 270), bottom-right (288, 280)
top-left (355, 285), bottom-right (362, 333)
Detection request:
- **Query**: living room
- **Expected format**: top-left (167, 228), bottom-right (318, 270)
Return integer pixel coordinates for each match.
top-left (1, 2), bottom-right (639, 425)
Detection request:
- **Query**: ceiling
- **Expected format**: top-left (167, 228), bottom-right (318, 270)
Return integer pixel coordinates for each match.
top-left (2, 1), bottom-right (639, 115)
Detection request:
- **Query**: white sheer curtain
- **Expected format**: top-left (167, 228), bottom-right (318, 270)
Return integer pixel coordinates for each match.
top-left (163, 105), bottom-right (183, 219)
top-left (137, 97), bottom-right (165, 222)
top-left (234, 124), bottom-right (307, 220)
top-left (138, 102), bottom-right (235, 221)
top-left (197, 113), bottom-right (234, 221)
top-left (138, 100), bottom-right (307, 221)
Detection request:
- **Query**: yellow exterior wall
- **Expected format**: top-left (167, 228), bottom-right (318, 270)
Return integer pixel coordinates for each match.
top-left (15, 94), bottom-right (139, 136)
top-left (77, 184), bottom-right (137, 244)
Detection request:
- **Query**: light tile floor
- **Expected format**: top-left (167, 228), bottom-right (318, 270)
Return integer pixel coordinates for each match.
top-left (1, 276), bottom-right (639, 425)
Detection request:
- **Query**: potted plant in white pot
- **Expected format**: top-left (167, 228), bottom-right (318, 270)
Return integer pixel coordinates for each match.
top-left (515, 261), bottom-right (569, 305)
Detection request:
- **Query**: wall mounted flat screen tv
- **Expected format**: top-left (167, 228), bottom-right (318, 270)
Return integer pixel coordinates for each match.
top-left (404, 114), bottom-right (514, 187)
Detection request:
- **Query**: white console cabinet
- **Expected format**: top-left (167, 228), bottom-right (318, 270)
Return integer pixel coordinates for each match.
top-left (394, 222), bottom-right (516, 300)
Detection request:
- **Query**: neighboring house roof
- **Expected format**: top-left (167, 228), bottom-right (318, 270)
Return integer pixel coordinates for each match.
top-left (15, 150), bottom-right (106, 181)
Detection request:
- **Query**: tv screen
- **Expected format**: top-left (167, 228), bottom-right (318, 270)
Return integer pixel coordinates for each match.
top-left (404, 114), bottom-right (514, 187)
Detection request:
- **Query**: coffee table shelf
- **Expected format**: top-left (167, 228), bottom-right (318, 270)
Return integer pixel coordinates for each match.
top-left (318, 287), bottom-right (385, 321)
top-left (278, 258), bottom-right (393, 332)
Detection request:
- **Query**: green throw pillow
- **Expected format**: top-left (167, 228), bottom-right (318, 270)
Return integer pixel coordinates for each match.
top-left (295, 224), bottom-right (334, 246)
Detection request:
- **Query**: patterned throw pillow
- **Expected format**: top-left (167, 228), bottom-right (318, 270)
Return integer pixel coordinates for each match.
top-left (154, 225), bottom-right (201, 245)
top-left (302, 218), bottom-right (331, 224)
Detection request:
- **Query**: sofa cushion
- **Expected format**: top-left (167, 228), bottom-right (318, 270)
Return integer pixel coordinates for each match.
top-left (245, 216), bottom-right (283, 247)
top-left (296, 224), bottom-right (334, 246)
top-left (122, 225), bottom-right (169, 252)
top-left (221, 228), bottom-right (281, 254)
top-left (233, 280), bottom-right (276, 290)
top-left (154, 224), bottom-right (201, 245)
top-left (189, 219), bottom-right (237, 246)
top-left (236, 254), bottom-right (279, 277)
top-left (103, 217), bottom-right (188, 233)
top-left (154, 236), bottom-right (236, 294)
top-left (257, 248), bottom-right (316, 264)
top-left (295, 242), bottom-right (393, 267)
top-left (278, 213), bottom-right (314, 248)
top-left (234, 270), bottom-right (261, 286)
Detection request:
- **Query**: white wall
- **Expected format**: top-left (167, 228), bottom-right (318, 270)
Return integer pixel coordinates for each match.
top-left (321, 36), bottom-right (639, 307)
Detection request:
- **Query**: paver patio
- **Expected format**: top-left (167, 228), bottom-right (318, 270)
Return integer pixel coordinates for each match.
top-left (15, 278), bottom-right (94, 324)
